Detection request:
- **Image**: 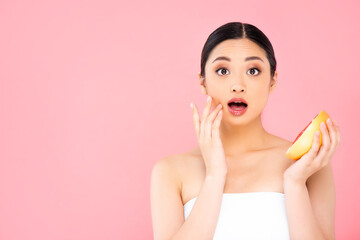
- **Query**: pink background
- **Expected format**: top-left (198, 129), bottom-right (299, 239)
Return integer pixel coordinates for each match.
top-left (0, 0), bottom-right (359, 239)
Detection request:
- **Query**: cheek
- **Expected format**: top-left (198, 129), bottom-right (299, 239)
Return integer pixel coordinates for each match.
top-left (207, 81), bottom-right (226, 93)
top-left (250, 85), bottom-right (270, 104)
top-left (259, 89), bottom-right (271, 106)
top-left (258, 85), bottom-right (271, 99)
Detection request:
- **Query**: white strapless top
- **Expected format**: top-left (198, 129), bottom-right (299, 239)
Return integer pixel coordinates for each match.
top-left (183, 192), bottom-right (290, 240)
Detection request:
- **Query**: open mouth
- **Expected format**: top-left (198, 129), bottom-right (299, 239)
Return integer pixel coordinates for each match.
top-left (228, 102), bottom-right (248, 110)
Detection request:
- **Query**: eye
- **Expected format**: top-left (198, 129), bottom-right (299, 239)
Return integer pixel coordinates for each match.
top-left (215, 67), bottom-right (229, 76)
top-left (247, 68), bottom-right (261, 76)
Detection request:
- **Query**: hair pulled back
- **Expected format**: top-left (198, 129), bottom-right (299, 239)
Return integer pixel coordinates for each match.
top-left (200, 22), bottom-right (277, 79)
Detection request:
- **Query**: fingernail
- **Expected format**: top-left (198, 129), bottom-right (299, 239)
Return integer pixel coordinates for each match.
top-left (321, 122), bottom-right (325, 128)
top-left (207, 96), bottom-right (211, 103)
top-left (327, 118), bottom-right (332, 126)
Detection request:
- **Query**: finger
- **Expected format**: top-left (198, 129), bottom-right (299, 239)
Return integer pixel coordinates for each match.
top-left (191, 102), bottom-right (200, 140)
top-left (206, 104), bottom-right (223, 138)
top-left (212, 109), bottom-right (223, 143)
top-left (327, 118), bottom-right (338, 153)
top-left (208, 104), bottom-right (223, 123)
top-left (200, 96), bottom-right (213, 140)
top-left (313, 122), bottom-right (331, 167)
top-left (306, 130), bottom-right (321, 159)
top-left (320, 121), bottom-right (331, 152)
top-left (201, 95), bottom-right (212, 122)
top-left (203, 96), bottom-right (217, 139)
top-left (313, 144), bottom-right (330, 169)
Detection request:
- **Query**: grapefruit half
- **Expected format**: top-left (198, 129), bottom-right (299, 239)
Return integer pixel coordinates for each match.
top-left (286, 110), bottom-right (331, 160)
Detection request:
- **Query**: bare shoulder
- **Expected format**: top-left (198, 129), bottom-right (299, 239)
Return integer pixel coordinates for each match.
top-left (151, 150), bottom-right (201, 191)
top-left (268, 133), bottom-right (292, 149)
top-left (150, 150), bottom-right (203, 239)
top-left (150, 152), bottom-right (194, 239)
top-left (152, 150), bottom-right (198, 172)
top-left (151, 153), bottom-right (182, 187)
top-left (267, 134), bottom-right (294, 165)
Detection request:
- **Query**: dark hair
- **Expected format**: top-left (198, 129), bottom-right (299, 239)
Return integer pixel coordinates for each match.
top-left (200, 22), bottom-right (277, 79)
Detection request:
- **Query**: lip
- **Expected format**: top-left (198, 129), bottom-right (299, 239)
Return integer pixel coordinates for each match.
top-left (227, 97), bottom-right (248, 116)
top-left (227, 97), bottom-right (248, 105)
top-left (227, 104), bottom-right (248, 116)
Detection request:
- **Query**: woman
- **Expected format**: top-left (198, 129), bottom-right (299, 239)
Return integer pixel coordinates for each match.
top-left (151, 22), bottom-right (340, 240)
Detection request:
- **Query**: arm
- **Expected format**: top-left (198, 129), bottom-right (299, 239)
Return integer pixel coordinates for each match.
top-left (284, 161), bottom-right (335, 240)
top-left (150, 156), bottom-right (226, 240)
top-left (307, 161), bottom-right (335, 239)
top-left (283, 118), bottom-right (339, 240)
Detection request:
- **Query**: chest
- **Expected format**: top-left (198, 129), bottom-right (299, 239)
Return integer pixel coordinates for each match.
top-left (181, 152), bottom-right (292, 205)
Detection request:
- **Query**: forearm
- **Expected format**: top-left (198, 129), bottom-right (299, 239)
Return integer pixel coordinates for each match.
top-left (172, 173), bottom-right (226, 240)
top-left (283, 179), bottom-right (326, 240)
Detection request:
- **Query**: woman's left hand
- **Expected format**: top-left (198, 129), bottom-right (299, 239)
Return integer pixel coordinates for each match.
top-left (283, 118), bottom-right (341, 185)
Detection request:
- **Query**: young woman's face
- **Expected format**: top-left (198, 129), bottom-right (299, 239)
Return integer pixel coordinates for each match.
top-left (201, 38), bottom-right (277, 124)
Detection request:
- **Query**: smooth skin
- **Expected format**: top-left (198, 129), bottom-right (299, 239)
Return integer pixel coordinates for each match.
top-left (284, 119), bottom-right (340, 183)
top-left (151, 96), bottom-right (228, 240)
top-left (283, 118), bottom-right (340, 240)
top-left (191, 96), bottom-right (227, 176)
top-left (151, 38), bottom-right (340, 240)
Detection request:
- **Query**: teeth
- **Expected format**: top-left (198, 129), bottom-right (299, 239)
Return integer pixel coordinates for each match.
top-left (230, 101), bottom-right (246, 104)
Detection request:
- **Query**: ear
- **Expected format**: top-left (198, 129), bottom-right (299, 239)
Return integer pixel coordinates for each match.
top-left (269, 71), bottom-right (278, 94)
top-left (199, 72), bottom-right (207, 95)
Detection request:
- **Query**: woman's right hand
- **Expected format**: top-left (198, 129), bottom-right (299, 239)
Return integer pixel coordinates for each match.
top-left (190, 95), bottom-right (228, 177)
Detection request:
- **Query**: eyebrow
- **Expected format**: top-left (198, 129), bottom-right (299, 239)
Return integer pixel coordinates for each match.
top-left (212, 56), bottom-right (264, 63)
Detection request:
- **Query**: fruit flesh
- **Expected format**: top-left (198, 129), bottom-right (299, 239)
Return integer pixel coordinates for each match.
top-left (292, 114), bottom-right (319, 144)
top-left (292, 121), bottom-right (312, 144)
top-left (286, 111), bottom-right (330, 161)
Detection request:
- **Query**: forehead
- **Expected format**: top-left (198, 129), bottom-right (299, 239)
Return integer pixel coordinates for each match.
top-left (208, 38), bottom-right (267, 63)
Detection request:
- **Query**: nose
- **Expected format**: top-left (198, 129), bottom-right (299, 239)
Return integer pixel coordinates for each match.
top-left (230, 72), bottom-right (247, 93)
top-left (231, 83), bottom-right (246, 93)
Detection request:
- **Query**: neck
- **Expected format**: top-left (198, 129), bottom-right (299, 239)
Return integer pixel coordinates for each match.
top-left (219, 114), bottom-right (270, 157)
